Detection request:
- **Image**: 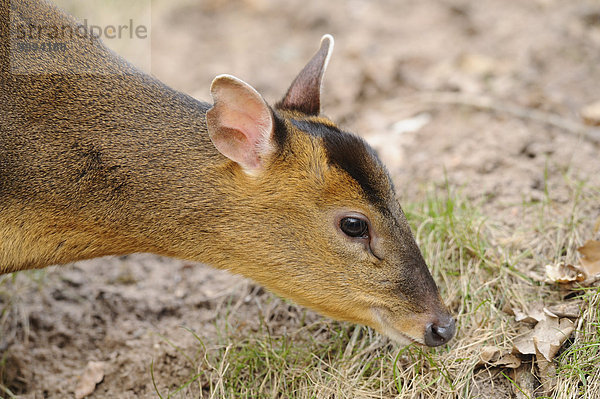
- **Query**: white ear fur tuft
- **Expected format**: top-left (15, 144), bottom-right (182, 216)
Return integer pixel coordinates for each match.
top-left (319, 34), bottom-right (334, 90)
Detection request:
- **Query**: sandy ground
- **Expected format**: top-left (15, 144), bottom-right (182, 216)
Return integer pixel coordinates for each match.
top-left (2, 0), bottom-right (600, 397)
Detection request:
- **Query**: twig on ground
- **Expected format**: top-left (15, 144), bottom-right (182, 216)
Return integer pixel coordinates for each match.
top-left (411, 91), bottom-right (600, 145)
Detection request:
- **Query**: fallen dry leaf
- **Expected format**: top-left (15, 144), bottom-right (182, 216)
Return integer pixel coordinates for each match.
top-left (75, 361), bottom-right (105, 399)
top-left (534, 317), bottom-right (574, 362)
top-left (513, 332), bottom-right (536, 356)
top-left (546, 301), bottom-right (582, 319)
top-left (578, 240), bottom-right (600, 277)
top-left (513, 316), bottom-right (574, 362)
top-left (391, 113), bottom-right (432, 135)
top-left (479, 346), bottom-right (502, 364)
top-left (500, 354), bottom-right (523, 369)
top-left (545, 262), bottom-right (586, 284)
top-left (478, 346), bottom-right (522, 369)
top-left (534, 339), bottom-right (558, 396)
top-left (581, 100), bottom-right (600, 126)
top-left (513, 305), bottom-right (545, 324)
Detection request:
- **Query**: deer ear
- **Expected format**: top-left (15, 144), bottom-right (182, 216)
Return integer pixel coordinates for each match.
top-left (277, 34), bottom-right (334, 116)
top-left (206, 74), bottom-right (275, 174)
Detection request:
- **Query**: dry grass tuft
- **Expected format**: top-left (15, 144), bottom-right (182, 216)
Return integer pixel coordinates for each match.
top-left (2, 179), bottom-right (599, 398)
top-left (147, 177), bottom-right (600, 398)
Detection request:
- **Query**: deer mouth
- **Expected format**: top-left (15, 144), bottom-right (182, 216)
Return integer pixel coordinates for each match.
top-left (370, 307), bottom-right (425, 346)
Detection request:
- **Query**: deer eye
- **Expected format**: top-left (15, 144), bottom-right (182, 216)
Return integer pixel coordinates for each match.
top-left (339, 217), bottom-right (369, 238)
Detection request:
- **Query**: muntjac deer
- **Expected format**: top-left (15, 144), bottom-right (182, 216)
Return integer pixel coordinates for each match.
top-left (0, 0), bottom-right (455, 347)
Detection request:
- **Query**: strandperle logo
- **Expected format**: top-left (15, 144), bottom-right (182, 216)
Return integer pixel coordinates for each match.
top-left (8, 0), bottom-right (152, 74)
top-left (13, 18), bottom-right (148, 44)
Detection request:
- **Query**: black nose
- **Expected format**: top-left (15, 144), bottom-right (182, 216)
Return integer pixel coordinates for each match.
top-left (424, 317), bottom-right (456, 347)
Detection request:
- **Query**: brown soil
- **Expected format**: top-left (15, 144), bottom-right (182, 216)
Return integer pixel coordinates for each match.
top-left (2, 0), bottom-right (600, 397)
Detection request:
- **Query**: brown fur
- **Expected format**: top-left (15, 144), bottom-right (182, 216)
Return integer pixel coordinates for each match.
top-left (0, 0), bottom-right (454, 346)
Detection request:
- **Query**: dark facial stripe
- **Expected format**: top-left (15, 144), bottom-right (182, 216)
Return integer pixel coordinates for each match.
top-left (271, 109), bottom-right (289, 150)
top-left (291, 119), bottom-right (392, 208)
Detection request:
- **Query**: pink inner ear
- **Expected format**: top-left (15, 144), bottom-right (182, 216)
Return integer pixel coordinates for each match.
top-left (221, 98), bottom-right (271, 148)
top-left (210, 125), bottom-right (261, 169)
top-left (215, 106), bottom-right (271, 169)
top-left (207, 75), bottom-right (274, 172)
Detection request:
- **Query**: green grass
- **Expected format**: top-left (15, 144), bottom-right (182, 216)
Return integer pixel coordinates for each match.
top-left (148, 179), bottom-right (600, 398)
top-left (2, 179), bottom-right (599, 398)
top-left (554, 287), bottom-right (600, 399)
